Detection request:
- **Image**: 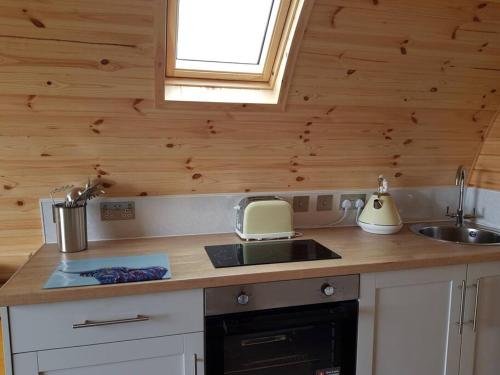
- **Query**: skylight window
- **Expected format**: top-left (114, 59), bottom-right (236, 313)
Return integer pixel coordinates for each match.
top-left (166, 0), bottom-right (292, 81)
top-left (160, 0), bottom-right (312, 106)
top-left (177, 0), bottom-right (275, 65)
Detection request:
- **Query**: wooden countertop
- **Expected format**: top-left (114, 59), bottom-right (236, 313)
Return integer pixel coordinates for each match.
top-left (2, 225), bottom-right (500, 306)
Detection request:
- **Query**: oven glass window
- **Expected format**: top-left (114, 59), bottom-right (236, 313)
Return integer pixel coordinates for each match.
top-left (206, 301), bottom-right (358, 375)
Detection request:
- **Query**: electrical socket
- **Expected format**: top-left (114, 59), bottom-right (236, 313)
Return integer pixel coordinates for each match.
top-left (316, 195), bottom-right (333, 211)
top-left (293, 196), bottom-right (309, 212)
top-left (339, 194), bottom-right (366, 210)
top-left (100, 201), bottom-right (135, 221)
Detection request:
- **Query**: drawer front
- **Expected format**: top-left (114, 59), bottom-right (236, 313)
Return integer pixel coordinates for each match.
top-left (9, 289), bottom-right (203, 353)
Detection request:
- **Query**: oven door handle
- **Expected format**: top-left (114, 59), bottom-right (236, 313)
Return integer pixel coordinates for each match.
top-left (241, 334), bottom-right (288, 346)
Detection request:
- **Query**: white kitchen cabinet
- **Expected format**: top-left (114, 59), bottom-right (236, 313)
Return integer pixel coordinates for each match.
top-left (9, 289), bottom-right (203, 353)
top-left (3, 290), bottom-right (205, 375)
top-left (356, 265), bottom-right (466, 375)
top-left (12, 333), bottom-right (204, 375)
top-left (460, 261), bottom-right (500, 375)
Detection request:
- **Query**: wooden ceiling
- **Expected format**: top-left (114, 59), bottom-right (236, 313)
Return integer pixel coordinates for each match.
top-left (471, 111), bottom-right (500, 188)
top-left (0, 0), bottom-right (500, 281)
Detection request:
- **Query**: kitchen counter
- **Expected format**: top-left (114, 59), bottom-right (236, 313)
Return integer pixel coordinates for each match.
top-left (2, 225), bottom-right (500, 306)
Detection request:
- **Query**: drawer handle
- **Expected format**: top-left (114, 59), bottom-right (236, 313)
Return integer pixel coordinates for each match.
top-left (72, 315), bottom-right (150, 329)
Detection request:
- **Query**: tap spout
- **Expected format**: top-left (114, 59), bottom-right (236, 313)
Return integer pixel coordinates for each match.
top-left (455, 166), bottom-right (466, 226)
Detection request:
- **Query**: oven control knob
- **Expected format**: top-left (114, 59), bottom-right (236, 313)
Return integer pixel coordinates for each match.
top-left (237, 292), bottom-right (250, 305)
top-left (321, 283), bottom-right (335, 297)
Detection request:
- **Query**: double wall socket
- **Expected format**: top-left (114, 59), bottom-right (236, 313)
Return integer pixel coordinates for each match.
top-left (100, 201), bottom-right (135, 221)
top-left (339, 194), bottom-right (367, 210)
top-left (293, 194), bottom-right (366, 212)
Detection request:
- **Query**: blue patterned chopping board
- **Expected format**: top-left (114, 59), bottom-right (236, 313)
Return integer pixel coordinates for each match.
top-left (44, 254), bottom-right (171, 289)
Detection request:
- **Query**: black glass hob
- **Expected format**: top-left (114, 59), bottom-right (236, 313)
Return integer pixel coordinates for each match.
top-left (204, 239), bottom-right (341, 268)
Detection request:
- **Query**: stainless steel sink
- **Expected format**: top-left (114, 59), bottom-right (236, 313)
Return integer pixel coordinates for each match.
top-left (410, 223), bottom-right (500, 245)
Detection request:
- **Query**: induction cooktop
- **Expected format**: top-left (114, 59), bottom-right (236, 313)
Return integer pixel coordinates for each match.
top-left (204, 239), bottom-right (341, 268)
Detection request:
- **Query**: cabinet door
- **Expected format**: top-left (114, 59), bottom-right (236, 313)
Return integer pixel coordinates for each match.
top-left (460, 261), bottom-right (500, 375)
top-left (357, 265), bottom-right (466, 375)
top-left (12, 333), bottom-right (204, 375)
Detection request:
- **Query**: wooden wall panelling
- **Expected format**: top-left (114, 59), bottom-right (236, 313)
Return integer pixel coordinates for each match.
top-left (1, 0), bottom-right (500, 281)
top-left (471, 111), bottom-right (500, 189)
top-left (0, 0), bottom-right (154, 46)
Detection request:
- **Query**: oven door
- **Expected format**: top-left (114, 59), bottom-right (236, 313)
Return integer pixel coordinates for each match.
top-left (205, 300), bottom-right (358, 375)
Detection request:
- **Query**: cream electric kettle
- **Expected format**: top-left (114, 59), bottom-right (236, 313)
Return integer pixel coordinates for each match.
top-left (358, 176), bottom-right (403, 234)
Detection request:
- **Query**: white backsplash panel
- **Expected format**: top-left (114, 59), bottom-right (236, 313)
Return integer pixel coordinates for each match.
top-left (466, 188), bottom-right (500, 230)
top-left (41, 186), bottom-right (479, 244)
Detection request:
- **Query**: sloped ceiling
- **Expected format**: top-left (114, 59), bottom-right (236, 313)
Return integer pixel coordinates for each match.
top-left (0, 0), bottom-right (500, 280)
top-left (471, 111), bottom-right (500, 188)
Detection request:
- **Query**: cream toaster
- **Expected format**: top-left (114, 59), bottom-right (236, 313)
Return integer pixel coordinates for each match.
top-left (235, 196), bottom-right (295, 241)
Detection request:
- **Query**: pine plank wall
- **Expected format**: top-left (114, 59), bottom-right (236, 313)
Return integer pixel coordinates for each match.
top-left (471, 112), bottom-right (500, 187)
top-left (1, 0), bottom-right (500, 282)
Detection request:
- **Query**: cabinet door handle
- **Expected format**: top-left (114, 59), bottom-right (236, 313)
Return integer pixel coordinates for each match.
top-left (72, 314), bottom-right (149, 329)
top-left (457, 280), bottom-right (467, 335)
top-left (473, 279), bottom-right (481, 333)
top-left (193, 353), bottom-right (198, 375)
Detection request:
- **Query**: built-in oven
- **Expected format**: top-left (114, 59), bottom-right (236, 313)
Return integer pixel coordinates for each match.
top-left (205, 275), bottom-right (359, 375)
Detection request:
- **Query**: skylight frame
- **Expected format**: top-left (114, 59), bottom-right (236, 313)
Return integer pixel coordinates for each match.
top-left (166, 0), bottom-right (293, 83)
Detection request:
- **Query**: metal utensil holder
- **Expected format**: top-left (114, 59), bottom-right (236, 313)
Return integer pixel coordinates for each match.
top-left (53, 203), bottom-right (88, 253)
